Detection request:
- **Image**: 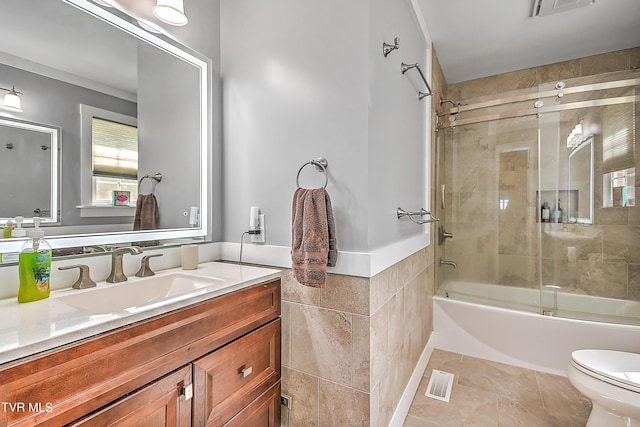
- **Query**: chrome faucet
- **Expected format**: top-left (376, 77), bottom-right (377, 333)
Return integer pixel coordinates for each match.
top-left (439, 258), bottom-right (458, 269)
top-left (107, 246), bottom-right (143, 283)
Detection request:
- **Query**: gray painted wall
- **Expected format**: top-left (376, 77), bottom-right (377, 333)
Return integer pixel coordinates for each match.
top-left (0, 62), bottom-right (137, 227)
top-left (137, 42), bottom-right (202, 229)
top-left (0, 126), bottom-right (51, 218)
top-left (220, 0), bottom-right (428, 253)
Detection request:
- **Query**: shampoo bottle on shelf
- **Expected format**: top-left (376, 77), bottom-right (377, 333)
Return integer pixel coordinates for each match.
top-left (541, 202), bottom-right (550, 223)
top-left (18, 218), bottom-right (52, 303)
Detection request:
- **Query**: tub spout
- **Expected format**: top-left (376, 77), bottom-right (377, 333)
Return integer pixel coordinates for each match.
top-left (439, 258), bottom-right (457, 269)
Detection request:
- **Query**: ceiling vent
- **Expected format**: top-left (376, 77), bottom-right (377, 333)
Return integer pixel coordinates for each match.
top-left (531, 0), bottom-right (596, 18)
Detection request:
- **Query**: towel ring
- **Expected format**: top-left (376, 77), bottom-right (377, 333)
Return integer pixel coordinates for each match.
top-left (296, 158), bottom-right (328, 189)
top-left (139, 172), bottom-right (162, 194)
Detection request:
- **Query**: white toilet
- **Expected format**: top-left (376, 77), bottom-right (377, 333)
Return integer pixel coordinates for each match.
top-left (567, 349), bottom-right (640, 427)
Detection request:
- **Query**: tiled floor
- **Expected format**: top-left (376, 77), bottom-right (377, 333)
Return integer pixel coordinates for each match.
top-left (404, 350), bottom-right (593, 427)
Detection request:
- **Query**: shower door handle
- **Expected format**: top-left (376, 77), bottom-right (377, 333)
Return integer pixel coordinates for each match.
top-left (441, 184), bottom-right (446, 209)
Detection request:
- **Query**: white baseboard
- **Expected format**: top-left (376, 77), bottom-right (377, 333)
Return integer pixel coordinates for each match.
top-left (388, 332), bottom-right (434, 427)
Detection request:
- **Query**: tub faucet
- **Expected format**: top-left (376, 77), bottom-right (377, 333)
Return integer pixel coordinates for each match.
top-left (439, 258), bottom-right (458, 269)
top-left (107, 246), bottom-right (143, 283)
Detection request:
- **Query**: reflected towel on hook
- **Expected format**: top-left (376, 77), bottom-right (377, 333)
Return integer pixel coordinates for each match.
top-left (133, 193), bottom-right (160, 247)
top-left (291, 188), bottom-right (337, 287)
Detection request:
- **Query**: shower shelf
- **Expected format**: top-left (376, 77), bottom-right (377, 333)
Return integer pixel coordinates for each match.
top-left (401, 62), bottom-right (432, 100)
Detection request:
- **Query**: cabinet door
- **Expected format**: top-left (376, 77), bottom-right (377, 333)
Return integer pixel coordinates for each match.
top-left (193, 319), bottom-right (281, 426)
top-left (70, 366), bottom-right (192, 427)
top-left (223, 382), bottom-right (281, 427)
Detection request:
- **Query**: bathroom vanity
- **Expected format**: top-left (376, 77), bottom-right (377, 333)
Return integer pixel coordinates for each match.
top-left (0, 262), bottom-right (282, 426)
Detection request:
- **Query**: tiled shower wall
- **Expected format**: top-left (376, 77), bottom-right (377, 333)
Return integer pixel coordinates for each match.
top-left (439, 48), bottom-right (640, 301)
top-left (279, 245), bottom-right (434, 426)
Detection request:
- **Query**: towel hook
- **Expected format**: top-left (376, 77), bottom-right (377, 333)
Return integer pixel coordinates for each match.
top-left (296, 158), bottom-right (328, 189)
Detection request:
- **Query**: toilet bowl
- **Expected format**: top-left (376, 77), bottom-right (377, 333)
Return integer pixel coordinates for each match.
top-left (567, 349), bottom-right (640, 427)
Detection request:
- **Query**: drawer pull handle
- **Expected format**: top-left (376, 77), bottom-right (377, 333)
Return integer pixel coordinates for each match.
top-left (240, 365), bottom-right (253, 378)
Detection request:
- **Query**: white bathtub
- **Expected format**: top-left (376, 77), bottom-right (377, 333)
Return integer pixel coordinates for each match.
top-left (434, 281), bottom-right (640, 376)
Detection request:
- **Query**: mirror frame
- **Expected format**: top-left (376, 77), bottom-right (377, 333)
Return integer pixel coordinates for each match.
top-left (0, 117), bottom-right (60, 225)
top-left (0, 0), bottom-right (209, 254)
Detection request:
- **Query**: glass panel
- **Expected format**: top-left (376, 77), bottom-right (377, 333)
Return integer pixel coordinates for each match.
top-left (436, 69), bottom-right (640, 326)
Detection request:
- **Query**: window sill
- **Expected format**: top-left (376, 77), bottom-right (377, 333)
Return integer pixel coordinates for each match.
top-left (76, 205), bottom-right (136, 218)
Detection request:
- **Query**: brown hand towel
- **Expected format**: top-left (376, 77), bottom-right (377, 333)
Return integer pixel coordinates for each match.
top-left (291, 188), bottom-right (337, 287)
top-left (133, 193), bottom-right (160, 247)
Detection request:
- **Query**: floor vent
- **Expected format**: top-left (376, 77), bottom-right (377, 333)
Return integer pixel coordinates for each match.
top-left (425, 369), bottom-right (455, 402)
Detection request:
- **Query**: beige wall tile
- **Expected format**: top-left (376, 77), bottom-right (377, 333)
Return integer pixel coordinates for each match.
top-left (602, 225), bottom-right (640, 263)
top-left (281, 301), bottom-right (291, 367)
top-left (629, 264), bottom-right (640, 301)
top-left (370, 298), bottom-right (390, 387)
top-left (282, 367), bottom-right (319, 427)
top-left (388, 292), bottom-right (405, 356)
top-left (580, 49), bottom-right (630, 76)
top-left (352, 314), bottom-right (370, 392)
top-left (379, 347), bottom-right (411, 427)
top-left (281, 268), bottom-right (322, 306)
top-left (290, 303), bottom-right (352, 385)
top-left (320, 273), bottom-right (370, 315)
top-left (498, 67), bottom-right (538, 92)
top-left (537, 59), bottom-right (581, 84)
top-left (319, 380), bottom-right (370, 427)
top-left (370, 263), bottom-right (398, 313)
top-left (631, 47), bottom-right (640, 70)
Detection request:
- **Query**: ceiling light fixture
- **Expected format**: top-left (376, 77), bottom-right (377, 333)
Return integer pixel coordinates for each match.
top-left (153, 0), bottom-right (188, 26)
top-left (0, 86), bottom-right (23, 112)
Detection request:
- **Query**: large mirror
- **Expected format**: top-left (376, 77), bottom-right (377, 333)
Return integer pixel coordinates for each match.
top-left (0, 0), bottom-right (210, 257)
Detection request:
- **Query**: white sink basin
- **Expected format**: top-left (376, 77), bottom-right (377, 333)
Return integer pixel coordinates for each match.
top-left (56, 273), bottom-right (226, 315)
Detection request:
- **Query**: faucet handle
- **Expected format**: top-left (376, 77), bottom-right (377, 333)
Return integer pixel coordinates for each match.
top-left (58, 264), bottom-right (97, 289)
top-left (135, 254), bottom-right (163, 277)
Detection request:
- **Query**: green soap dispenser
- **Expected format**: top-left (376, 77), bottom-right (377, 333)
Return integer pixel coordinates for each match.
top-left (18, 218), bottom-right (52, 303)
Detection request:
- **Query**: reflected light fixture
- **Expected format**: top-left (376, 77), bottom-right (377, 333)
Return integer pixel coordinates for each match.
top-left (136, 19), bottom-right (163, 34)
top-left (0, 86), bottom-right (23, 112)
top-left (91, 0), bottom-right (113, 6)
top-left (153, 0), bottom-right (188, 26)
top-left (566, 121), bottom-right (583, 148)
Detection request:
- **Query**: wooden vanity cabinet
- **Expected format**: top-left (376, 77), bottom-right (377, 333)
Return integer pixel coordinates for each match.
top-left (0, 279), bottom-right (281, 427)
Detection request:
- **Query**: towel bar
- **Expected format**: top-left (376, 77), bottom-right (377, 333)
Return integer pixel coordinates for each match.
top-left (397, 207), bottom-right (439, 224)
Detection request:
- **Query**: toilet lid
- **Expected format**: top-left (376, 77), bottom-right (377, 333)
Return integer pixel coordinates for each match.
top-left (571, 349), bottom-right (640, 393)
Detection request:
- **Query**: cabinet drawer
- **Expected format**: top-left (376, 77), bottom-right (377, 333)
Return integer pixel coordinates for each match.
top-left (70, 365), bottom-right (192, 427)
top-left (193, 319), bottom-right (281, 426)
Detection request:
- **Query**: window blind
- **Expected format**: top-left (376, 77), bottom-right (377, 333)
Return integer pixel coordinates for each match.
top-left (602, 101), bottom-right (635, 174)
top-left (92, 117), bottom-right (138, 179)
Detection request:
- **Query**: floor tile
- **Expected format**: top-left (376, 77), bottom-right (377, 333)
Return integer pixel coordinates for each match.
top-left (408, 373), bottom-right (498, 427)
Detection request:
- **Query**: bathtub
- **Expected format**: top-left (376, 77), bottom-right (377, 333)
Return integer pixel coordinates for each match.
top-left (434, 281), bottom-right (640, 376)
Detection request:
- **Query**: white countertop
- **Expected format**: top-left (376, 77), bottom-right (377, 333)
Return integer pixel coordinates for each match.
top-left (0, 262), bottom-right (281, 365)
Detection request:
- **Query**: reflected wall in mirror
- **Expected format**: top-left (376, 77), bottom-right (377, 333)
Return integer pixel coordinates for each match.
top-left (0, 0), bottom-right (210, 256)
top-left (0, 118), bottom-right (59, 223)
top-left (568, 136), bottom-right (594, 224)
